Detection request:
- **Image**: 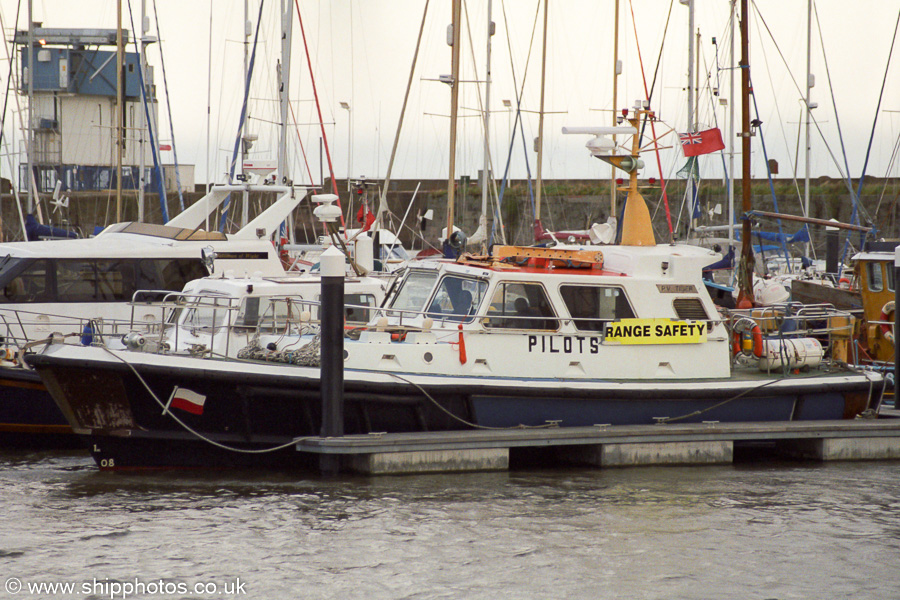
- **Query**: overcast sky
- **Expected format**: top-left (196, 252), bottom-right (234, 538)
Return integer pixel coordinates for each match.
top-left (3, 0), bottom-right (900, 192)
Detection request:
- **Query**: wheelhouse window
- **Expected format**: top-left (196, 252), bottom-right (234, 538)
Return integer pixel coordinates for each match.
top-left (485, 282), bottom-right (558, 330)
top-left (180, 293), bottom-right (231, 329)
top-left (288, 293), bottom-right (380, 325)
top-left (560, 285), bottom-right (634, 331)
top-left (235, 296), bottom-right (306, 331)
top-left (867, 262), bottom-right (884, 293)
top-left (426, 276), bottom-right (488, 322)
top-left (388, 270), bottom-right (440, 316)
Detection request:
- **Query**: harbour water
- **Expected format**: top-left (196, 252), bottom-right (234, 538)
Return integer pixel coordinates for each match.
top-left (1, 450), bottom-right (898, 599)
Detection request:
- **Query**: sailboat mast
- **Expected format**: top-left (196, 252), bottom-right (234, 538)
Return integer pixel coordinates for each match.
top-left (278, 0), bottom-right (292, 185)
top-left (685, 0), bottom-right (694, 238)
top-left (610, 0), bottom-right (620, 218)
top-left (138, 0), bottom-right (147, 222)
top-left (728, 0), bottom-right (735, 252)
top-left (26, 0), bottom-right (34, 215)
top-left (736, 0), bottom-right (754, 306)
top-left (804, 0), bottom-right (812, 255)
top-left (445, 0), bottom-right (462, 242)
top-left (241, 0), bottom-right (250, 227)
top-left (479, 0), bottom-right (493, 253)
top-left (116, 0), bottom-right (124, 222)
top-left (534, 0), bottom-right (548, 227)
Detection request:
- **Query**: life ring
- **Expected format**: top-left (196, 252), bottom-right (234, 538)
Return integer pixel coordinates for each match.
top-left (880, 301), bottom-right (895, 343)
top-left (838, 277), bottom-right (851, 290)
top-left (732, 322), bottom-right (763, 358)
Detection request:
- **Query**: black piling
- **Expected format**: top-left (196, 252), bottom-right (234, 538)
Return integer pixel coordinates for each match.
top-left (319, 246), bottom-right (345, 474)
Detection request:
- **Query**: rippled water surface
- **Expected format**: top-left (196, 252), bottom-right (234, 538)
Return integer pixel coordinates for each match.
top-left (1, 450), bottom-right (898, 599)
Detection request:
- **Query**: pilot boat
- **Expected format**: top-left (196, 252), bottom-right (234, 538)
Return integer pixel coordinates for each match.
top-left (26, 231), bottom-right (883, 468)
top-left (25, 110), bottom-right (884, 468)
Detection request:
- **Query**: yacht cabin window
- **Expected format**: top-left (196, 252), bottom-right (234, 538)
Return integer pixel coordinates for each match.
top-left (484, 282), bottom-right (559, 330)
top-left (0, 257), bottom-right (208, 304)
top-left (560, 285), bottom-right (634, 331)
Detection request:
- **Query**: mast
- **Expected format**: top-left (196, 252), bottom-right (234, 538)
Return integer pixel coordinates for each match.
top-left (277, 0), bottom-right (292, 185)
top-left (138, 0), bottom-right (147, 221)
top-left (685, 0), bottom-right (694, 238)
top-left (610, 0), bottom-right (620, 218)
top-left (618, 108), bottom-right (656, 246)
top-left (478, 0), bottom-right (493, 253)
top-left (445, 0), bottom-right (462, 246)
top-left (116, 0), bottom-right (124, 222)
top-left (206, 5), bottom-right (212, 196)
top-left (728, 0), bottom-right (735, 253)
top-left (804, 0), bottom-right (812, 256)
top-left (26, 0), bottom-right (34, 215)
top-left (736, 0), bottom-right (754, 307)
top-left (534, 0), bottom-right (548, 230)
top-left (241, 0), bottom-right (250, 227)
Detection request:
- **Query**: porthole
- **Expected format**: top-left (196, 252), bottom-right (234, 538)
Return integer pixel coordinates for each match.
top-left (343, 349), bottom-right (349, 361)
top-left (423, 351), bottom-right (433, 364)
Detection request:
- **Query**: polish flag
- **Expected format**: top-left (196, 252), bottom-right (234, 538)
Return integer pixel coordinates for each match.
top-left (678, 127), bottom-right (725, 157)
top-left (170, 387), bottom-right (207, 415)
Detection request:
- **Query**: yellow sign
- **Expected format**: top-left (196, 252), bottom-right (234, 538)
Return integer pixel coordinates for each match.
top-left (603, 318), bottom-right (707, 345)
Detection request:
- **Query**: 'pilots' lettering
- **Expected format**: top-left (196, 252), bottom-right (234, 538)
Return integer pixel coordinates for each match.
top-left (528, 335), bottom-right (601, 354)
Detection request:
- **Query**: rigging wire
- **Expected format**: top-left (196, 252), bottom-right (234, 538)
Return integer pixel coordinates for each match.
top-left (842, 7), bottom-right (900, 262)
top-left (294, 0), bottom-right (346, 231)
top-left (748, 75), bottom-right (792, 270)
top-left (151, 0), bottom-right (185, 213)
top-left (495, 0), bottom-right (541, 246)
top-left (126, 0), bottom-right (169, 221)
top-left (627, 0), bottom-right (674, 241)
top-left (220, 0), bottom-right (266, 232)
top-left (749, 1), bottom-right (853, 197)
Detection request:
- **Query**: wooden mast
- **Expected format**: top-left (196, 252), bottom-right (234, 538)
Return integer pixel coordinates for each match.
top-left (736, 0), bottom-right (754, 307)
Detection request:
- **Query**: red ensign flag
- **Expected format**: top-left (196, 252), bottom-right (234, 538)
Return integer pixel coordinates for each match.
top-left (678, 128), bottom-right (725, 157)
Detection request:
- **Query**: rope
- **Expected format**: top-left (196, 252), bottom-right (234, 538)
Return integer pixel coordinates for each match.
top-left (237, 333), bottom-right (322, 367)
top-left (662, 358), bottom-right (880, 424)
top-left (100, 345), bottom-right (310, 454)
top-left (384, 371), bottom-right (560, 431)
